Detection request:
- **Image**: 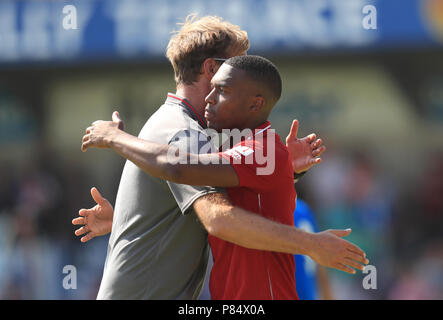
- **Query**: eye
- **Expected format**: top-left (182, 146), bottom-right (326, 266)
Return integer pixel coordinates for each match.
top-left (218, 86), bottom-right (225, 93)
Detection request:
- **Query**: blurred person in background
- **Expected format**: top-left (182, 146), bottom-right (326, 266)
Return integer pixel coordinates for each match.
top-left (388, 154), bottom-right (443, 300)
top-left (303, 147), bottom-right (394, 299)
top-left (293, 198), bottom-right (334, 300)
top-left (0, 159), bottom-right (66, 299)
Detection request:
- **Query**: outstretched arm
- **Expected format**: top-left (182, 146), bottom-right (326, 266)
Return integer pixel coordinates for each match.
top-left (81, 112), bottom-right (240, 187)
top-left (193, 192), bottom-right (369, 275)
top-left (81, 113), bottom-right (326, 187)
top-left (73, 187), bottom-right (370, 274)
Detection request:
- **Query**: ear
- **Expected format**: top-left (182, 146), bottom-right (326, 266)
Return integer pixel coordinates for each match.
top-left (249, 95), bottom-right (265, 113)
top-left (201, 58), bottom-right (218, 80)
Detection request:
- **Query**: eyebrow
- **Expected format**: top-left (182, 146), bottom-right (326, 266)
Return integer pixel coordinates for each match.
top-left (211, 79), bottom-right (230, 88)
top-left (212, 74), bottom-right (234, 87)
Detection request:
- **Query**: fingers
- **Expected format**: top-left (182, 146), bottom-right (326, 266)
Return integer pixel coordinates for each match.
top-left (91, 187), bottom-right (105, 205)
top-left (112, 111), bottom-right (125, 131)
top-left (346, 242), bottom-right (367, 258)
top-left (81, 232), bottom-right (96, 243)
top-left (286, 120), bottom-right (299, 141)
top-left (82, 124), bottom-right (93, 151)
top-left (306, 133), bottom-right (316, 144)
top-left (78, 208), bottom-right (92, 217)
top-left (72, 217), bottom-right (86, 225)
top-left (74, 225), bottom-right (96, 243)
top-left (343, 257), bottom-right (365, 271)
top-left (335, 263), bottom-right (356, 274)
top-left (329, 228), bottom-right (352, 238)
top-left (312, 145), bottom-right (326, 157)
top-left (311, 138), bottom-right (325, 160)
top-left (74, 225), bottom-right (89, 236)
top-left (311, 138), bottom-right (322, 149)
top-left (81, 139), bottom-right (91, 152)
top-left (346, 249), bottom-right (369, 265)
top-left (112, 111), bottom-right (121, 123)
top-left (81, 134), bottom-right (91, 152)
top-left (74, 208), bottom-right (95, 243)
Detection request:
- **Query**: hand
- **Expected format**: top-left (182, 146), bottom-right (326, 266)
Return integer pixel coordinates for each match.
top-left (81, 111), bottom-right (125, 152)
top-left (308, 229), bottom-right (369, 274)
top-left (73, 187), bottom-right (114, 242)
top-left (285, 119), bottom-right (326, 174)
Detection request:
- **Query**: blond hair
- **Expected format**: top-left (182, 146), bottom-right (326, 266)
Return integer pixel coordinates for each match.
top-left (166, 15), bottom-right (249, 85)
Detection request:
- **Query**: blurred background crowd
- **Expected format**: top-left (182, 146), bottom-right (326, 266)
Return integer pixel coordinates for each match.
top-left (0, 0), bottom-right (442, 299)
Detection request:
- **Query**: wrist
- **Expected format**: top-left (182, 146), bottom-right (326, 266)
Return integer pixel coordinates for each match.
top-left (293, 170), bottom-right (306, 182)
top-left (299, 230), bottom-right (317, 257)
top-left (106, 128), bottom-right (121, 149)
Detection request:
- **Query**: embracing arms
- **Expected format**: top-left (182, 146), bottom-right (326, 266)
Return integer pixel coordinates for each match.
top-left (74, 187), bottom-right (368, 274)
top-left (80, 112), bottom-right (325, 187)
top-left (74, 112), bottom-right (368, 274)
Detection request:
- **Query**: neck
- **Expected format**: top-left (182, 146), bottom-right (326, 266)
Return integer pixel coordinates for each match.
top-left (175, 82), bottom-right (210, 115)
top-left (247, 117), bottom-right (269, 130)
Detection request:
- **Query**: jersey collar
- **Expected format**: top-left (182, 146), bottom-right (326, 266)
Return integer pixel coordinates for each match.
top-left (246, 121), bottom-right (272, 140)
top-left (166, 93), bottom-right (207, 128)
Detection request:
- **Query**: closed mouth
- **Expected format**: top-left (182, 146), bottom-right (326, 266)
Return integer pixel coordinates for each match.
top-left (204, 110), bottom-right (215, 121)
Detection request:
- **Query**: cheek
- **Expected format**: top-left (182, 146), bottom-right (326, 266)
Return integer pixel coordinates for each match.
top-left (212, 96), bottom-right (226, 115)
top-left (217, 101), bottom-right (234, 120)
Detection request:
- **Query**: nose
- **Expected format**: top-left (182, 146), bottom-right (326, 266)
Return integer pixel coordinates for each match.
top-left (205, 87), bottom-right (216, 106)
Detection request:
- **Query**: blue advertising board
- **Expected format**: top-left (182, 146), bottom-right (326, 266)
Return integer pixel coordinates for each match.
top-left (0, 0), bottom-right (442, 64)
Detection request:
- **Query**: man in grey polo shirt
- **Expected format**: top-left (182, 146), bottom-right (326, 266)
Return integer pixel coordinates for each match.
top-left (76, 16), bottom-right (253, 300)
top-left (74, 16), bottom-right (336, 300)
top-left (94, 93), bottom-right (224, 299)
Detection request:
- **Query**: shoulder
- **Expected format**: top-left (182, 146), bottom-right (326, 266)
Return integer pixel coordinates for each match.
top-left (139, 103), bottom-right (205, 144)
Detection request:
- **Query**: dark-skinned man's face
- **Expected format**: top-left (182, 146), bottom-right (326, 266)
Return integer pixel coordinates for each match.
top-left (204, 64), bottom-right (258, 132)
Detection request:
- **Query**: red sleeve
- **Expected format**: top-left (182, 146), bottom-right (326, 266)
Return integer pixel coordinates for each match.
top-left (219, 139), bottom-right (284, 192)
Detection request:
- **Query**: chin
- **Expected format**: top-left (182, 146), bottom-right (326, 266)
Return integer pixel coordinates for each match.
top-left (207, 122), bottom-right (221, 132)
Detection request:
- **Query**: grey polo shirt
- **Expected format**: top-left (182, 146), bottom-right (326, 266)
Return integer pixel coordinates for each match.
top-left (96, 93), bottom-right (222, 300)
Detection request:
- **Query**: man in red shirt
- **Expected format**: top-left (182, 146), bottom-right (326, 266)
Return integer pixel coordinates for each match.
top-left (201, 56), bottom-right (298, 299)
top-left (81, 55), bottom-right (368, 299)
top-left (209, 121), bottom-right (298, 299)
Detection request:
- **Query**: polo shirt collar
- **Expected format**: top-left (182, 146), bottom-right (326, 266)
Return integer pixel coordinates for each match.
top-left (166, 93), bottom-right (207, 128)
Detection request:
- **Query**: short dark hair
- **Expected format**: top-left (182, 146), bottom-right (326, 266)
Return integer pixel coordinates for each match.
top-left (225, 55), bottom-right (282, 104)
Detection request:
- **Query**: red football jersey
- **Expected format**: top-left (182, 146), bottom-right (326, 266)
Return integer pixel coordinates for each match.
top-left (208, 121), bottom-right (299, 300)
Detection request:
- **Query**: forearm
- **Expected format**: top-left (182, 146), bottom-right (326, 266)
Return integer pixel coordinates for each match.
top-left (109, 131), bottom-right (178, 181)
top-left (215, 207), bottom-right (316, 255)
top-left (194, 194), bottom-right (317, 255)
top-left (109, 131), bottom-right (238, 187)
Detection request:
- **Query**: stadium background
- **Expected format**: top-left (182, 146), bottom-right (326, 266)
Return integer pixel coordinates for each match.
top-left (0, 0), bottom-right (442, 299)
